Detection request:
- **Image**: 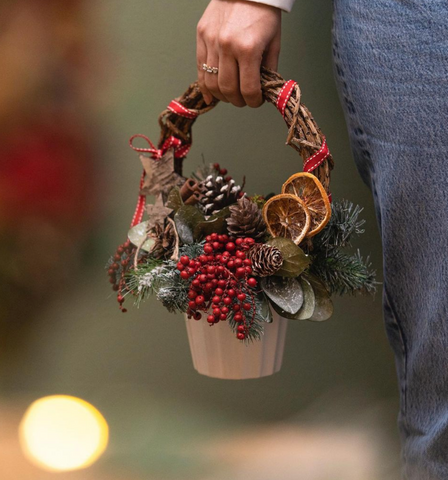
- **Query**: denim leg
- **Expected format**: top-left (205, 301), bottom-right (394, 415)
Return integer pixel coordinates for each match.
top-left (332, 1), bottom-right (448, 478)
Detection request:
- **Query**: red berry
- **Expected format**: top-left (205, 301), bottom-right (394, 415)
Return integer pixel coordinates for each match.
top-left (247, 277), bottom-right (257, 287)
top-left (213, 308), bottom-right (221, 317)
top-left (188, 291), bottom-right (197, 299)
top-left (237, 325), bottom-right (245, 333)
top-left (199, 274), bottom-right (207, 283)
top-left (237, 293), bottom-right (246, 301)
top-left (207, 315), bottom-right (215, 323)
top-left (180, 255), bottom-right (190, 265)
top-left (212, 296), bottom-right (221, 304)
top-left (245, 266), bottom-right (252, 274)
top-left (243, 303), bottom-right (252, 311)
top-left (211, 279), bottom-right (218, 286)
top-left (234, 258), bottom-right (242, 267)
top-left (220, 256), bottom-right (229, 264)
top-left (227, 260), bottom-right (235, 269)
top-left (112, 263), bottom-right (119, 269)
top-left (206, 235), bottom-right (212, 242)
top-left (225, 242), bottom-right (236, 252)
top-left (235, 238), bottom-right (243, 245)
top-left (212, 242), bottom-right (221, 250)
top-left (215, 287), bottom-right (224, 296)
top-left (236, 250), bottom-right (245, 259)
top-left (199, 255), bottom-right (208, 264)
top-left (211, 233), bottom-right (218, 241)
top-left (180, 271), bottom-right (190, 279)
top-left (194, 312), bottom-right (202, 320)
top-left (204, 244), bottom-right (213, 254)
top-left (221, 306), bottom-right (229, 314)
top-left (195, 295), bottom-right (205, 305)
top-left (235, 267), bottom-right (245, 278)
top-left (243, 258), bottom-right (252, 266)
top-left (189, 260), bottom-right (196, 267)
top-left (233, 304), bottom-right (241, 311)
top-left (220, 313), bottom-right (227, 320)
top-left (224, 176), bottom-right (232, 182)
top-left (207, 266), bottom-right (215, 274)
top-left (213, 162), bottom-right (220, 170)
top-left (217, 266), bottom-right (224, 275)
top-left (237, 333), bottom-right (246, 340)
top-left (234, 313), bottom-right (243, 322)
top-left (228, 289), bottom-right (236, 297)
top-left (192, 279), bottom-right (200, 287)
top-left (117, 295), bottom-right (124, 303)
top-left (188, 301), bottom-right (197, 309)
top-left (204, 282), bottom-right (213, 291)
top-left (245, 237), bottom-right (255, 245)
top-left (220, 168), bottom-right (228, 175)
top-left (218, 280), bottom-right (227, 288)
top-left (223, 297), bottom-right (232, 305)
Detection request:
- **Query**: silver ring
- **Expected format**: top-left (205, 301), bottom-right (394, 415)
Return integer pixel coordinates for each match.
top-left (202, 63), bottom-right (218, 74)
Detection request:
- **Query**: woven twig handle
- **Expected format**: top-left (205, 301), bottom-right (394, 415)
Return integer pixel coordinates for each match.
top-left (157, 67), bottom-right (333, 193)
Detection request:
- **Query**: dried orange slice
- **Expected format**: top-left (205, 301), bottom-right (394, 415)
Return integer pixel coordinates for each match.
top-left (281, 172), bottom-right (331, 237)
top-left (262, 193), bottom-right (311, 245)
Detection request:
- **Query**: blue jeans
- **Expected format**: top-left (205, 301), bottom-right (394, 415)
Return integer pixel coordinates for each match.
top-left (332, 1), bottom-right (448, 478)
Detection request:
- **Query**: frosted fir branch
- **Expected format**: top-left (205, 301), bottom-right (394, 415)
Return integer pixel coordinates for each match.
top-left (310, 249), bottom-right (378, 296)
top-left (314, 199), bottom-right (366, 251)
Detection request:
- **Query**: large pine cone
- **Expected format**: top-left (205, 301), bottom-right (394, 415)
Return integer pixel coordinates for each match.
top-left (150, 221), bottom-right (176, 259)
top-left (248, 243), bottom-right (283, 277)
top-left (226, 197), bottom-right (267, 241)
top-left (199, 175), bottom-right (242, 215)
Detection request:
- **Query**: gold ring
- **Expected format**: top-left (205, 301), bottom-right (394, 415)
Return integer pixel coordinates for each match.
top-left (202, 63), bottom-right (218, 74)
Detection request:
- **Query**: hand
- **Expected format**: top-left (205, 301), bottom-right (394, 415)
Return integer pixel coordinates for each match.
top-left (197, 0), bottom-right (281, 108)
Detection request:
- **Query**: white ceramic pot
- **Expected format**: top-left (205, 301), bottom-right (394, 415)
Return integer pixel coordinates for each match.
top-left (184, 306), bottom-right (288, 380)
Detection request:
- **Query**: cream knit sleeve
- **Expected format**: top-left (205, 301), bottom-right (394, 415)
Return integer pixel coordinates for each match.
top-left (242, 0), bottom-right (295, 12)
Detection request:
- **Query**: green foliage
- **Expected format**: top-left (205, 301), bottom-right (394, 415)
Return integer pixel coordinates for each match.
top-left (310, 249), bottom-right (377, 296)
top-left (125, 257), bottom-right (189, 313)
top-left (228, 291), bottom-right (272, 343)
top-left (309, 199), bottom-right (377, 296)
top-left (267, 237), bottom-right (311, 277)
top-left (313, 199), bottom-right (366, 250)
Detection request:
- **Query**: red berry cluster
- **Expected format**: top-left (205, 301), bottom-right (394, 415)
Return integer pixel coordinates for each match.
top-left (176, 233), bottom-right (258, 340)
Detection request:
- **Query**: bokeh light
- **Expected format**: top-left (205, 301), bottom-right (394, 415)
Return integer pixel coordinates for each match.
top-left (19, 395), bottom-right (109, 472)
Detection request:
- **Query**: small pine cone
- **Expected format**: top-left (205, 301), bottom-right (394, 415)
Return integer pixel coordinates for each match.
top-left (199, 175), bottom-right (242, 215)
top-left (150, 221), bottom-right (176, 259)
top-left (226, 197), bottom-right (267, 241)
top-left (248, 244), bottom-right (283, 277)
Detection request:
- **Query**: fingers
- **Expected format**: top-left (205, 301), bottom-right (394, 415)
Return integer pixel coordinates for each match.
top-left (218, 54), bottom-right (245, 107)
top-left (262, 34), bottom-right (281, 71)
top-left (196, 34), bottom-right (213, 104)
top-left (204, 52), bottom-right (228, 103)
top-left (238, 48), bottom-right (264, 108)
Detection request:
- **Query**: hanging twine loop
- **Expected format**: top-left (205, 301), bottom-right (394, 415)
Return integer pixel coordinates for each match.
top-left (128, 66), bottom-right (334, 226)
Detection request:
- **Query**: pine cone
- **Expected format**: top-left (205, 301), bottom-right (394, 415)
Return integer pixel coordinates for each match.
top-left (226, 197), bottom-right (267, 241)
top-left (199, 175), bottom-right (242, 215)
top-left (150, 221), bottom-right (176, 259)
top-left (248, 243), bottom-right (283, 277)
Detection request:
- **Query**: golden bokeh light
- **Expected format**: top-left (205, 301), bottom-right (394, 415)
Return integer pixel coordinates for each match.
top-left (19, 395), bottom-right (109, 472)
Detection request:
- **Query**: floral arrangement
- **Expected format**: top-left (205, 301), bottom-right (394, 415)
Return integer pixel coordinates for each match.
top-left (107, 70), bottom-right (377, 342)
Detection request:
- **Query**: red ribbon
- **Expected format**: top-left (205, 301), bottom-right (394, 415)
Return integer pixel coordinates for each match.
top-left (128, 101), bottom-right (198, 227)
top-left (276, 80), bottom-right (332, 202)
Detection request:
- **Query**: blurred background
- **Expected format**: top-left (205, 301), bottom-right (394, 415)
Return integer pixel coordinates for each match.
top-left (0, 0), bottom-right (401, 479)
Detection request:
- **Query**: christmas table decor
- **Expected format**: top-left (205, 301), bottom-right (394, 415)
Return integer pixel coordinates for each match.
top-left (108, 67), bottom-right (376, 379)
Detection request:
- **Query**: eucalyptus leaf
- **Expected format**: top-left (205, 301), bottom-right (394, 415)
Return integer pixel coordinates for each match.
top-left (254, 291), bottom-right (273, 323)
top-left (267, 237), bottom-right (311, 277)
top-left (260, 276), bottom-right (303, 314)
top-left (128, 221), bottom-right (155, 252)
top-left (166, 187), bottom-right (184, 212)
top-left (269, 276), bottom-right (315, 320)
top-left (304, 274), bottom-right (334, 322)
top-left (194, 206), bottom-right (231, 239)
top-left (174, 205), bottom-right (204, 244)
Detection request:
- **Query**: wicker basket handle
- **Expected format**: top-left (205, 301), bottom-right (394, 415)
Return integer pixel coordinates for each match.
top-left (156, 66), bottom-right (333, 193)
